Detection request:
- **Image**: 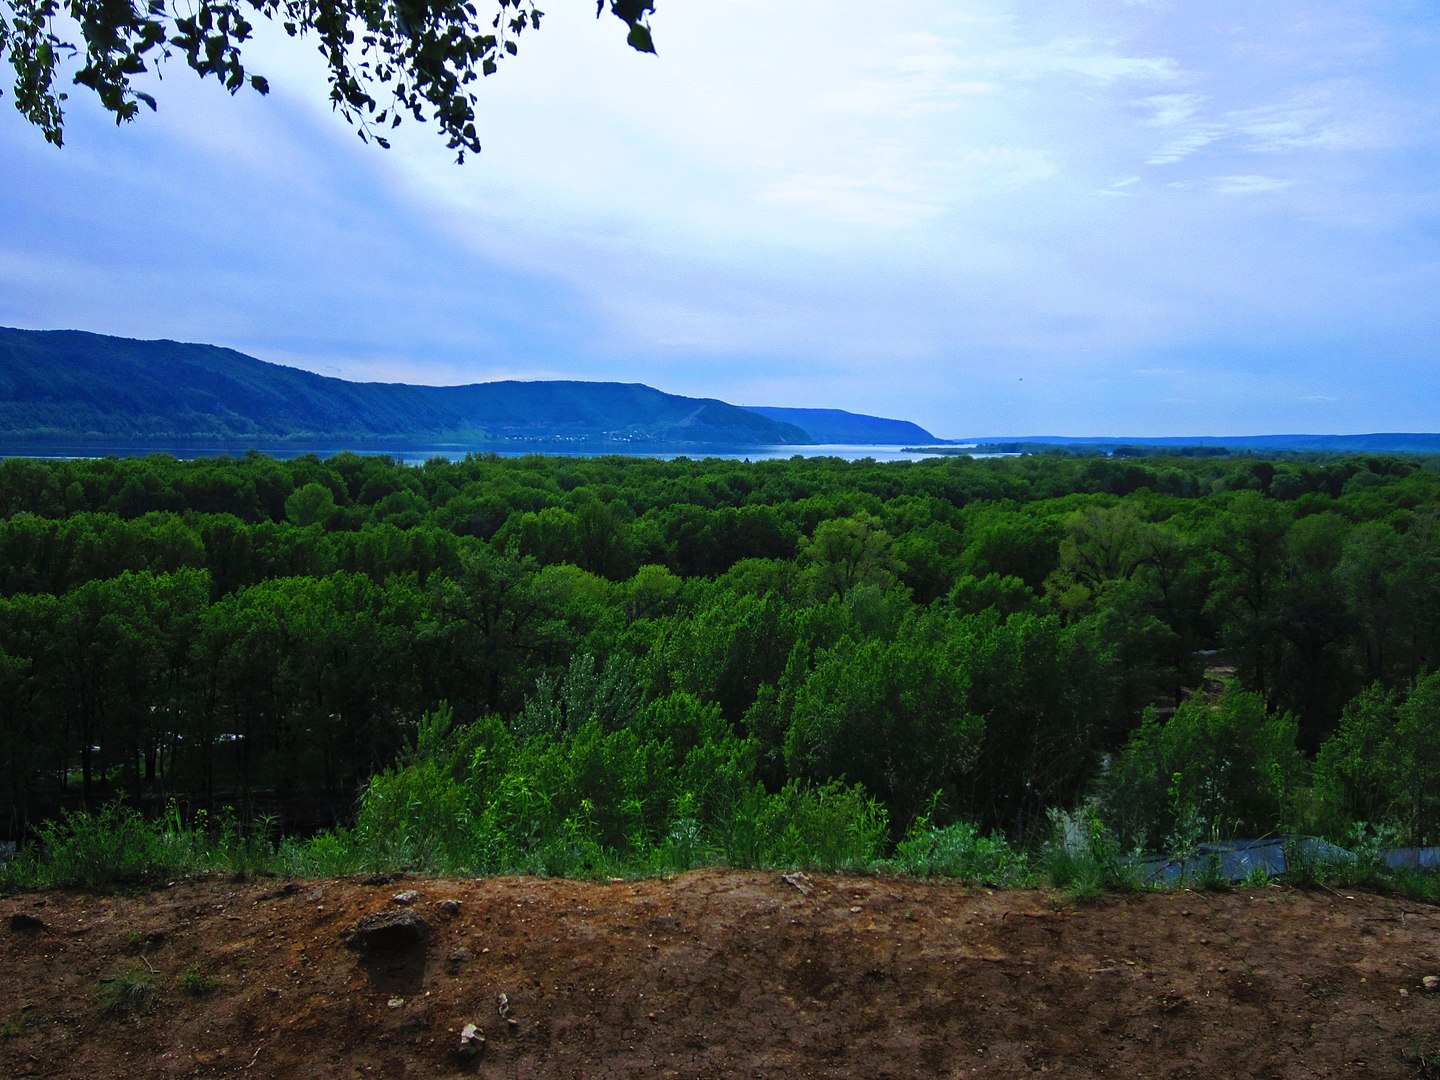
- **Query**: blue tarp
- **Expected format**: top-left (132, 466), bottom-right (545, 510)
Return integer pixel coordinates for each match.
top-left (1129, 837), bottom-right (1440, 885)
top-left (1383, 846), bottom-right (1440, 871)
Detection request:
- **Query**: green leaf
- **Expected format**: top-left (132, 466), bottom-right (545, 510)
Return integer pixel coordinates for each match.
top-left (625, 23), bottom-right (655, 54)
top-left (611, 0), bottom-right (655, 26)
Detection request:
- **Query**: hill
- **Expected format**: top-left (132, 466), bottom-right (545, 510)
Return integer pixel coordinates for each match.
top-left (2, 871), bottom-right (1436, 1079)
top-left (744, 406), bottom-right (935, 444)
top-left (0, 328), bottom-right (812, 449)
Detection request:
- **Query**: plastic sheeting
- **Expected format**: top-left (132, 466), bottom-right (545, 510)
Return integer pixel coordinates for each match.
top-left (1130, 837), bottom-right (1440, 886)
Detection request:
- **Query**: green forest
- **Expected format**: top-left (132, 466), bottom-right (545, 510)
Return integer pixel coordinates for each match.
top-left (1, 449), bottom-right (1437, 888)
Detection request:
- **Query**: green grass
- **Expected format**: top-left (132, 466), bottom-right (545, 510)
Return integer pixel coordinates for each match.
top-left (95, 969), bottom-right (155, 1019)
top-left (5, 799), bottom-right (1440, 906)
top-left (176, 964), bottom-right (224, 996)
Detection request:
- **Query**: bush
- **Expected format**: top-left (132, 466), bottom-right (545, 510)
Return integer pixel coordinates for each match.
top-left (21, 802), bottom-right (204, 890)
top-left (886, 818), bottom-right (1028, 884)
top-left (714, 779), bottom-right (889, 872)
top-left (95, 968), bottom-right (155, 1018)
top-left (1103, 687), bottom-right (1302, 852)
top-left (1040, 804), bottom-right (1142, 898)
top-left (1316, 673), bottom-right (1440, 844)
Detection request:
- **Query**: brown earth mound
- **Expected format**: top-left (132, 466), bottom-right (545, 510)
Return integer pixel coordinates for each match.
top-left (3, 869), bottom-right (1439, 1078)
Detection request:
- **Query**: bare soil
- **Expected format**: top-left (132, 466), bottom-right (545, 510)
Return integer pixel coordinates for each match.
top-left (3, 870), bottom-right (1439, 1078)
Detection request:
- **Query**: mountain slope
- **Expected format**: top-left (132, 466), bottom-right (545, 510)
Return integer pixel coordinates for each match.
top-left (0, 328), bottom-right (811, 447)
top-left (745, 406), bottom-right (935, 444)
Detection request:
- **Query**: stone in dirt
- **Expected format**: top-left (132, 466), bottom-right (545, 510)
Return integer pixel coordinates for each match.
top-left (361, 872), bottom-right (402, 886)
top-left (8, 912), bottom-right (46, 933)
top-left (342, 909), bottom-right (429, 951)
top-left (458, 1023), bottom-right (485, 1059)
top-left (391, 890), bottom-right (422, 905)
top-left (1423, 975), bottom-right (1439, 992)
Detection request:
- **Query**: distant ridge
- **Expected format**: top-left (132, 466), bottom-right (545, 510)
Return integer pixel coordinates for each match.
top-left (745, 406), bottom-right (935, 445)
top-left (0, 328), bottom-right (815, 449)
top-left (963, 433), bottom-right (1440, 454)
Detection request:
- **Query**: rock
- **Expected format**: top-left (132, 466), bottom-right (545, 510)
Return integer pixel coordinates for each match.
top-left (8, 912), bottom-right (46, 934)
top-left (392, 889), bottom-right (422, 906)
top-left (459, 1022), bottom-right (486, 1059)
top-left (128, 929), bottom-right (166, 953)
top-left (342, 909), bottom-right (429, 951)
top-left (1423, 975), bottom-right (1440, 992)
top-left (361, 872), bottom-right (402, 886)
top-left (436, 899), bottom-right (461, 917)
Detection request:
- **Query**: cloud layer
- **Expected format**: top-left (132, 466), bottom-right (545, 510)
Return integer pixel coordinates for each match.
top-left (3, 0), bottom-right (1439, 436)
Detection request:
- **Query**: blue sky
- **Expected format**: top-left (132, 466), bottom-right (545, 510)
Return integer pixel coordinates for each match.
top-left (3, 0), bottom-right (1439, 438)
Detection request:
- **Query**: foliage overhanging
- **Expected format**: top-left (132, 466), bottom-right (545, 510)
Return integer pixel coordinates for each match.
top-left (0, 0), bottom-right (657, 158)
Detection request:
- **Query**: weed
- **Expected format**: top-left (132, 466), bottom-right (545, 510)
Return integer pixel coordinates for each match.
top-left (1042, 804), bottom-right (1143, 895)
top-left (1409, 1038), bottom-right (1440, 1080)
top-left (656, 817), bottom-right (714, 874)
top-left (1064, 875), bottom-right (1105, 905)
top-left (95, 968), bottom-right (155, 1019)
top-left (1240, 864), bottom-right (1270, 889)
top-left (886, 819), bottom-right (1029, 885)
top-left (177, 965), bottom-right (223, 996)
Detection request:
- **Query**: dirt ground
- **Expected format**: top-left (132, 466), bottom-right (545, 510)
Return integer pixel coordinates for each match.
top-left (3, 869), bottom-right (1439, 1079)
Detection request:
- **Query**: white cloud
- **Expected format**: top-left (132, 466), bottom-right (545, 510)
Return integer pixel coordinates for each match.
top-left (1227, 85), bottom-right (1382, 153)
top-left (957, 39), bottom-right (1181, 84)
top-left (10, 0), bottom-right (1440, 436)
top-left (1100, 175), bottom-right (1142, 196)
top-left (754, 175), bottom-right (945, 229)
top-left (1141, 93), bottom-right (1206, 127)
top-left (1146, 129), bottom-right (1222, 165)
top-left (1212, 174), bottom-right (1294, 194)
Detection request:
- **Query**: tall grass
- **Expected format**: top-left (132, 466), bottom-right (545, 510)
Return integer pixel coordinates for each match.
top-left (0, 800), bottom-right (277, 891)
top-left (3, 796), bottom-right (1438, 903)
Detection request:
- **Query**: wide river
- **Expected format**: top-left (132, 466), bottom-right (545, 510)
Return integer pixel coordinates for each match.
top-left (387, 444), bottom-right (979, 464)
top-left (7, 444), bottom-right (989, 464)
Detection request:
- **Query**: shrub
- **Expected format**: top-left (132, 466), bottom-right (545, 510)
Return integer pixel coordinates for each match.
top-left (1315, 673), bottom-right (1440, 844)
top-left (1041, 804), bottom-right (1142, 897)
top-left (96, 969), bottom-right (155, 1018)
top-left (714, 779), bottom-right (888, 872)
top-left (887, 818), bottom-right (1028, 885)
top-left (27, 802), bottom-right (204, 890)
top-left (1103, 686), bottom-right (1302, 851)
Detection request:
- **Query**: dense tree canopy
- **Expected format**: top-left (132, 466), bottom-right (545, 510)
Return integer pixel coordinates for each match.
top-left (1, 0), bottom-right (657, 157)
top-left (2, 447), bottom-right (1439, 863)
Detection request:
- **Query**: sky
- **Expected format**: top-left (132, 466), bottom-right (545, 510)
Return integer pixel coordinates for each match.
top-left (3, 0), bottom-right (1440, 438)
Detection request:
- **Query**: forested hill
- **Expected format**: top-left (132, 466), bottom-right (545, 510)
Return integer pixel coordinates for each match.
top-left (0, 328), bottom-right (815, 448)
top-left (744, 406), bottom-right (935, 444)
